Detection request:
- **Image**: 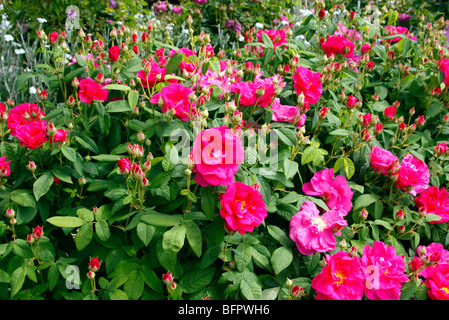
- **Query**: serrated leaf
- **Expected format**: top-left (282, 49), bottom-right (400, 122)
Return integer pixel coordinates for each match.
top-left (183, 220), bottom-right (202, 257)
top-left (124, 270), bottom-right (144, 300)
top-left (271, 246), bottom-right (293, 275)
top-left (47, 216), bottom-right (85, 228)
top-left (95, 221), bottom-right (110, 241)
top-left (75, 222), bottom-right (93, 251)
top-left (33, 172), bottom-right (54, 201)
top-left (136, 222), bottom-right (154, 246)
top-left (179, 267), bottom-right (215, 294)
top-left (162, 225), bottom-right (186, 255)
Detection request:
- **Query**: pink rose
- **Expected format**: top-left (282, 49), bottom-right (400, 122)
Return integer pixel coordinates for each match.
top-left (418, 243), bottom-right (449, 279)
top-left (384, 106), bottom-right (397, 119)
top-left (49, 31), bottom-right (59, 44)
top-left (50, 129), bottom-right (68, 144)
top-left (78, 78), bottom-right (108, 103)
top-left (396, 154), bottom-right (430, 196)
top-left (271, 98), bottom-right (306, 127)
top-left (302, 168), bottom-right (353, 213)
top-left (108, 45), bottom-right (121, 62)
top-left (384, 26), bottom-right (416, 43)
top-left (370, 146), bottom-right (399, 175)
top-left (292, 66), bottom-right (323, 105)
top-left (424, 264), bottom-right (449, 300)
top-left (414, 186), bottom-right (449, 224)
top-left (150, 83), bottom-right (196, 121)
top-left (191, 126), bottom-right (245, 187)
top-left (0, 156), bottom-right (11, 177)
top-left (230, 82), bottom-right (258, 107)
top-left (321, 35), bottom-right (355, 58)
top-left (289, 201), bottom-right (347, 255)
top-left (219, 182), bottom-right (267, 234)
top-left (7, 103), bottom-right (45, 136)
top-left (438, 58), bottom-right (449, 87)
top-left (256, 29), bottom-right (287, 49)
top-left (361, 241), bottom-right (409, 300)
top-left (312, 251), bottom-right (364, 300)
top-left (15, 120), bottom-right (48, 149)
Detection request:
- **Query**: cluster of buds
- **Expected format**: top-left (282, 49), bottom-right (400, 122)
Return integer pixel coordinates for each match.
top-left (286, 278), bottom-right (306, 300)
top-left (5, 208), bottom-right (16, 226)
top-left (27, 226), bottom-right (43, 244)
top-left (162, 272), bottom-right (177, 292)
top-left (87, 257), bottom-right (101, 280)
top-left (127, 143), bottom-right (144, 158)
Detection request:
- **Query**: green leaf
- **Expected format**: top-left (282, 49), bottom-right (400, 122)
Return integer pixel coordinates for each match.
top-left (10, 267), bottom-right (26, 297)
top-left (426, 214), bottom-right (442, 223)
top-left (75, 222), bottom-right (93, 251)
top-left (240, 272), bottom-right (262, 300)
top-left (183, 220), bottom-right (202, 257)
top-left (16, 206), bottom-right (38, 225)
top-left (283, 158), bottom-right (298, 180)
top-left (10, 190), bottom-right (36, 208)
top-left (162, 225), bottom-right (186, 255)
top-left (267, 225), bottom-right (294, 247)
top-left (343, 157), bottom-right (355, 179)
top-left (140, 266), bottom-right (164, 294)
top-left (372, 219), bottom-right (394, 231)
top-left (95, 221), bottom-right (110, 241)
top-left (179, 267), bottom-right (215, 294)
top-left (201, 194), bottom-right (216, 219)
top-left (47, 216), bottom-right (85, 228)
top-left (61, 146), bottom-right (78, 162)
top-left (301, 145), bottom-right (319, 165)
top-left (353, 194), bottom-right (380, 213)
top-left (165, 52), bottom-right (183, 74)
top-left (329, 129), bottom-right (352, 136)
top-left (33, 172), bottom-right (54, 201)
top-left (105, 100), bottom-right (132, 113)
top-left (275, 127), bottom-right (297, 147)
top-left (136, 222), bottom-right (154, 247)
top-left (91, 154), bottom-right (122, 162)
top-left (124, 270), bottom-right (144, 300)
top-left (102, 84), bottom-right (131, 91)
top-left (162, 146), bottom-right (179, 172)
top-left (128, 90), bottom-right (139, 110)
top-left (140, 212), bottom-right (183, 227)
top-left (271, 246), bottom-right (293, 275)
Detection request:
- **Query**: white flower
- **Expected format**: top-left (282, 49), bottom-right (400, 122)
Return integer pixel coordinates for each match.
top-left (281, 20), bottom-right (289, 26)
top-left (29, 87), bottom-right (37, 94)
top-left (4, 34), bottom-right (13, 42)
top-left (239, 35), bottom-right (244, 42)
top-left (37, 18), bottom-right (47, 24)
top-left (14, 48), bottom-right (25, 55)
top-left (255, 22), bottom-right (264, 29)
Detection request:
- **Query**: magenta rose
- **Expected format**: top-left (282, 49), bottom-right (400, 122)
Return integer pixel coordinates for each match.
top-left (321, 35), bottom-right (355, 58)
top-left (78, 78), bottom-right (108, 103)
top-left (361, 241), bottom-right (409, 300)
top-left (0, 156), bottom-right (11, 177)
top-left (271, 98), bottom-right (306, 127)
top-left (312, 251), bottom-right (364, 300)
top-left (414, 186), bottom-right (449, 224)
top-left (396, 154), bottom-right (430, 196)
top-left (108, 45), bottom-right (121, 62)
top-left (150, 83), bottom-right (196, 121)
top-left (370, 146), bottom-right (399, 175)
top-left (424, 264), bottom-right (449, 300)
top-left (219, 182), bottom-right (267, 234)
top-left (302, 168), bottom-right (353, 213)
top-left (7, 103), bottom-right (45, 136)
top-left (292, 66), bottom-right (323, 105)
top-left (15, 120), bottom-right (48, 149)
top-left (289, 201), bottom-right (347, 255)
top-left (191, 126), bottom-right (245, 187)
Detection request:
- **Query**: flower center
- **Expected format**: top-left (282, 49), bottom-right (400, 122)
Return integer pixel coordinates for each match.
top-left (441, 287), bottom-right (449, 294)
top-left (334, 271), bottom-right (345, 285)
top-left (311, 216), bottom-right (327, 232)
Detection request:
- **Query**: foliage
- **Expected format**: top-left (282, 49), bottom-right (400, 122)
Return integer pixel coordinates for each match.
top-left (0, 0), bottom-right (448, 301)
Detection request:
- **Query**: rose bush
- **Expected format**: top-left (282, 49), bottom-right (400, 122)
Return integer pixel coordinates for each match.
top-left (0, 0), bottom-right (448, 301)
